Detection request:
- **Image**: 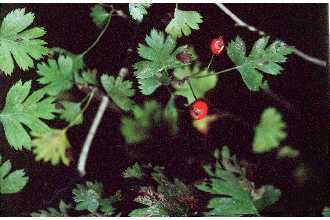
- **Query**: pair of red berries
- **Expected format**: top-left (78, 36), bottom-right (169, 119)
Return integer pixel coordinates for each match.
top-left (188, 37), bottom-right (225, 120)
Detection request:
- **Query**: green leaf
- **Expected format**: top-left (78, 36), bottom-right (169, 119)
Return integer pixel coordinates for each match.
top-left (129, 204), bottom-right (170, 217)
top-left (31, 200), bottom-right (71, 217)
top-left (196, 148), bottom-right (258, 216)
top-left (163, 96), bottom-right (178, 135)
top-left (99, 199), bottom-right (114, 216)
top-left (31, 128), bottom-right (71, 166)
top-left (0, 80), bottom-right (57, 150)
top-left (0, 8), bottom-right (49, 75)
top-left (227, 36), bottom-right (293, 91)
top-left (137, 76), bottom-right (162, 95)
top-left (134, 29), bottom-right (192, 95)
top-left (322, 207), bottom-right (330, 217)
top-left (277, 146), bottom-right (299, 159)
top-left (0, 155), bottom-right (28, 194)
top-left (101, 74), bottom-right (135, 112)
top-left (121, 101), bottom-right (162, 144)
top-left (129, 3), bottom-right (151, 22)
top-left (253, 107), bottom-right (287, 153)
top-left (73, 181), bottom-right (104, 213)
top-left (254, 185), bottom-right (281, 211)
top-left (173, 63), bottom-right (218, 104)
top-left (123, 162), bottom-right (144, 179)
top-left (165, 8), bottom-right (203, 38)
top-left (36, 55), bottom-right (74, 96)
top-left (90, 5), bottom-right (111, 28)
top-left (75, 68), bottom-right (97, 85)
top-left (59, 101), bottom-right (83, 126)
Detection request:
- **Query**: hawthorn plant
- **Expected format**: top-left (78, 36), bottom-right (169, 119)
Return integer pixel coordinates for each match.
top-left (0, 3), bottom-right (326, 217)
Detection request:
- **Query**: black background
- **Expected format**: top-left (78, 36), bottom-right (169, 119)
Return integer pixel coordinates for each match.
top-left (0, 3), bottom-right (329, 216)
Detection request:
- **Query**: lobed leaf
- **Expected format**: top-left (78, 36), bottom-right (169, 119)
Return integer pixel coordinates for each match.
top-left (0, 80), bottom-right (58, 150)
top-left (0, 8), bottom-right (49, 75)
top-left (165, 8), bottom-right (203, 38)
top-left (253, 107), bottom-right (287, 153)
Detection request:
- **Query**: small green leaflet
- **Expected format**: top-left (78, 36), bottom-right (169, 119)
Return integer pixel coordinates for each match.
top-left (173, 63), bottom-right (218, 104)
top-left (120, 100), bottom-right (178, 144)
top-left (322, 207), bottom-right (330, 217)
top-left (101, 74), bottom-right (135, 112)
top-left (0, 8), bottom-right (49, 75)
top-left (165, 8), bottom-right (203, 38)
top-left (121, 101), bottom-right (162, 144)
top-left (32, 128), bottom-right (71, 166)
top-left (163, 96), bottom-right (178, 135)
top-left (134, 29), bottom-right (193, 95)
top-left (277, 146), bottom-right (299, 159)
top-left (59, 101), bottom-right (83, 126)
top-left (253, 107), bottom-right (287, 153)
top-left (0, 80), bottom-right (58, 150)
top-left (227, 36), bottom-right (293, 91)
top-left (31, 200), bottom-right (71, 217)
top-left (0, 155), bottom-right (28, 194)
top-left (196, 148), bottom-right (259, 216)
top-left (73, 181), bottom-right (114, 214)
top-left (253, 185), bottom-right (281, 211)
top-left (37, 55), bottom-right (74, 96)
top-left (123, 162), bottom-right (144, 179)
top-left (74, 68), bottom-right (97, 85)
top-left (129, 3), bottom-right (151, 22)
top-left (90, 4), bottom-right (111, 28)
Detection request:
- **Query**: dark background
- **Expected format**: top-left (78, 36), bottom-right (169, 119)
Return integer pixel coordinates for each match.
top-left (0, 3), bottom-right (328, 216)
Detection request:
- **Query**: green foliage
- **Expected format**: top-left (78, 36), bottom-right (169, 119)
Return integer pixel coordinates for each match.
top-left (59, 101), bottom-right (83, 126)
top-left (101, 74), bottom-right (135, 112)
top-left (165, 8), bottom-right (203, 38)
top-left (227, 36), bottom-right (293, 91)
top-left (196, 147), bottom-right (259, 216)
top-left (0, 8), bottom-right (49, 75)
top-left (129, 3), bottom-right (151, 22)
top-left (253, 107), bottom-right (287, 153)
top-left (121, 101), bottom-right (161, 144)
top-left (123, 162), bottom-right (144, 179)
top-left (0, 80), bottom-right (57, 150)
top-left (129, 166), bottom-right (193, 217)
top-left (73, 181), bottom-right (104, 213)
top-left (36, 55), bottom-right (74, 96)
top-left (74, 68), bottom-right (97, 85)
top-left (120, 100), bottom-right (178, 144)
top-left (90, 4), bottom-right (111, 28)
top-left (253, 185), bottom-right (281, 211)
top-left (173, 63), bottom-right (218, 104)
top-left (163, 96), bottom-right (179, 135)
top-left (134, 29), bottom-right (192, 95)
top-left (0, 155), bottom-right (28, 194)
top-left (31, 128), bottom-right (71, 166)
top-left (72, 181), bottom-right (117, 215)
top-left (322, 207), bottom-right (330, 217)
top-left (277, 146), bottom-right (299, 159)
top-left (31, 200), bottom-right (71, 217)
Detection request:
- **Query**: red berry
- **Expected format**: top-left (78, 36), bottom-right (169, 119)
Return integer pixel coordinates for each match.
top-left (190, 100), bottom-right (208, 120)
top-left (210, 37), bottom-right (224, 55)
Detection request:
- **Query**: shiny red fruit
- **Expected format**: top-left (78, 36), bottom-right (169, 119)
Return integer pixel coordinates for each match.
top-left (210, 37), bottom-right (224, 55)
top-left (190, 100), bottom-right (208, 120)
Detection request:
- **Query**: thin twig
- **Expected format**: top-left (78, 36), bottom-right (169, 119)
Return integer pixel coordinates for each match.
top-left (76, 84), bottom-right (121, 113)
top-left (77, 95), bottom-right (109, 176)
top-left (215, 3), bottom-right (327, 67)
top-left (79, 12), bottom-right (113, 57)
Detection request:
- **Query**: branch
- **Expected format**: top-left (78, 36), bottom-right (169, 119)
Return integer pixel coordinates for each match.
top-left (215, 3), bottom-right (327, 67)
top-left (77, 95), bottom-right (109, 176)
